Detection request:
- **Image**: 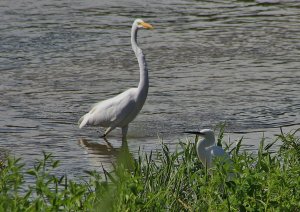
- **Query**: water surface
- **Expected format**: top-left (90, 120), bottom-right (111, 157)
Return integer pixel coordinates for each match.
top-left (0, 0), bottom-right (299, 177)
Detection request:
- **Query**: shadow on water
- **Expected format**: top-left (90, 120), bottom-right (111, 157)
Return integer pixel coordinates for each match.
top-left (78, 137), bottom-right (134, 170)
top-left (79, 138), bottom-right (118, 156)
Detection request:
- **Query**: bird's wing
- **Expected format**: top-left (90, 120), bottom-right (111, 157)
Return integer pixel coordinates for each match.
top-left (210, 146), bottom-right (229, 159)
top-left (208, 146), bottom-right (232, 167)
top-left (86, 88), bottom-right (137, 127)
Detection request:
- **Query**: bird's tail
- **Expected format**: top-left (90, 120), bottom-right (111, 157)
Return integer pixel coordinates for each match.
top-left (78, 113), bottom-right (90, 129)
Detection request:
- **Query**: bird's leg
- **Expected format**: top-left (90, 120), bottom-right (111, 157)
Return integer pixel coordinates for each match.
top-left (102, 137), bottom-right (114, 149)
top-left (98, 127), bottom-right (114, 139)
top-left (97, 130), bottom-right (105, 138)
top-left (118, 139), bottom-right (134, 170)
top-left (122, 125), bottom-right (128, 142)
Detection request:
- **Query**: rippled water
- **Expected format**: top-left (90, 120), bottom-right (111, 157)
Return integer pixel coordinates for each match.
top-left (0, 0), bottom-right (299, 177)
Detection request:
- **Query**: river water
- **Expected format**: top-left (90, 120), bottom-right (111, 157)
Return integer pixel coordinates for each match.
top-left (0, 0), bottom-right (299, 177)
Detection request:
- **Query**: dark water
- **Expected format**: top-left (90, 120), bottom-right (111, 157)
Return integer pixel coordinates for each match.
top-left (1, 0), bottom-right (299, 177)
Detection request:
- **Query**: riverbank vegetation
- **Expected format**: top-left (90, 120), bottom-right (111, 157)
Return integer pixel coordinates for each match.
top-left (0, 128), bottom-right (299, 211)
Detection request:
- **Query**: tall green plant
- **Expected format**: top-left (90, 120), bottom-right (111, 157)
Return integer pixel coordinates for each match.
top-left (0, 128), bottom-right (299, 211)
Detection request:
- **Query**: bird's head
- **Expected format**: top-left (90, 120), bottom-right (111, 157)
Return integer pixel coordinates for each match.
top-left (134, 19), bottom-right (154, 29)
top-left (198, 129), bottom-right (215, 137)
top-left (184, 129), bottom-right (215, 142)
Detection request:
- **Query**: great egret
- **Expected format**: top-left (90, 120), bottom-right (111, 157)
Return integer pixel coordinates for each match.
top-left (184, 129), bottom-right (230, 169)
top-left (78, 19), bottom-right (153, 141)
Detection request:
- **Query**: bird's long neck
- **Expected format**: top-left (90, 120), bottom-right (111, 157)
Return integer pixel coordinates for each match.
top-left (196, 139), bottom-right (210, 165)
top-left (196, 136), bottom-right (216, 168)
top-left (197, 137), bottom-right (215, 150)
top-left (198, 139), bottom-right (210, 150)
top-left (131, 24), bottom-right (149, 98)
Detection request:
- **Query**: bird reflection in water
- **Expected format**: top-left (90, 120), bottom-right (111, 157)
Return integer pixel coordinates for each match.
top-left (78, 137), bottom-right (134, 169)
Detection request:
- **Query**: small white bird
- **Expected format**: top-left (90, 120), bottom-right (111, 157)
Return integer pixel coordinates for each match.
top-left (185, 129), bottom-right (230, 169)
top-left (78, 19), bottom-right (153, 141)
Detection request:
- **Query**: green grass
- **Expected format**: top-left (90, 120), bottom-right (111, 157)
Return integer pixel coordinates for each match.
top-left (0, 127), bottom-right (299, 211)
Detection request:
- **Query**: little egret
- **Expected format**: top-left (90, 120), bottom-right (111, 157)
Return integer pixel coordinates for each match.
top-left (78, 19), bottom-right (153, 141)
top-left (184, 129), bottom-right (230, 169)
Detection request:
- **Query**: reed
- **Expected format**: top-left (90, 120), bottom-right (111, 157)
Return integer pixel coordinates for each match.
top-left (0, 128), bottom-right (299, 211)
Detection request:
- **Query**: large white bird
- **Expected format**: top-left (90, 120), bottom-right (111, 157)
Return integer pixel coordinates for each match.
top-left (185, 129), bottom-right (231, 169)
top-left (78, 19), bottom-right (153, 141)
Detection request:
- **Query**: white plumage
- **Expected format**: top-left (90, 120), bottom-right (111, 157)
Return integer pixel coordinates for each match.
top-left (185, 129), bottom-right (230, 169)
top-left (78, 19), bottom-right (153, 141)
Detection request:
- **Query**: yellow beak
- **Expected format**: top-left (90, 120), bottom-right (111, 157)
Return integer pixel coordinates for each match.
top-left (141, 22), bottom-right (154, 29)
